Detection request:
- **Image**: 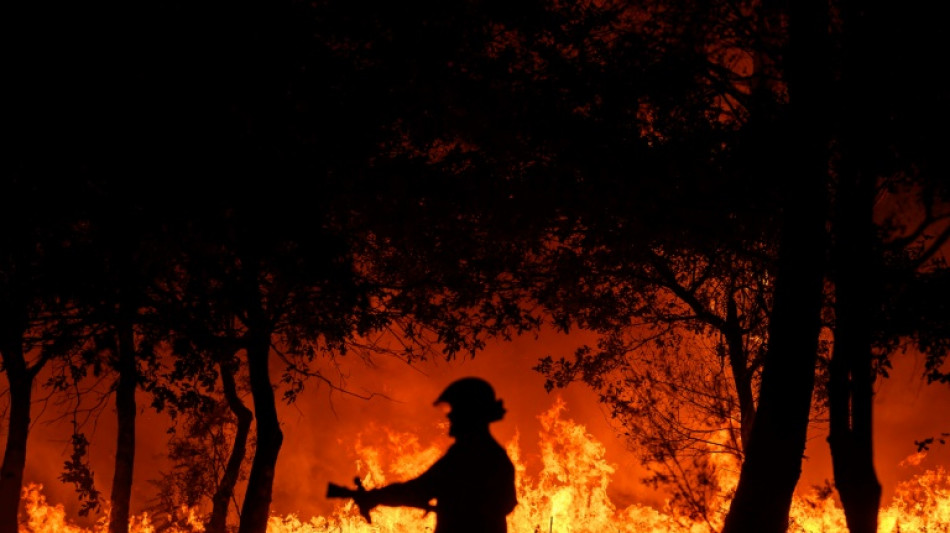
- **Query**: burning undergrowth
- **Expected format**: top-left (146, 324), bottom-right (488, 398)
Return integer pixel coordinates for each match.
top-left (18, 398), bottom-right (950, 533)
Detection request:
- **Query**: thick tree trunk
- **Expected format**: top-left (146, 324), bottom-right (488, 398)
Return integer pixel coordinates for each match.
top-left (829, 127), bottom-right (881, 533)
top-left (238, 292), bottom-right (282, 533)
top-left (109, 319), bottom-right (137, 533)
top-left (0, 332), bottom-right (33, 533)
top-left (827, 1), bottom-right (883, 529)
top-left (721, 177), bottom-right (827, 532)
top-left (722, 2), bottom-right (830, 531)
top-left (207, 360), bottom-right (254, 533)
top-left (830, 169), bottom-right (883, 533)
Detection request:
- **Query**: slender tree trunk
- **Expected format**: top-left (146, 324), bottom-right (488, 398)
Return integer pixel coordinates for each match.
top-left (238, 329), bottom-right (281, 533)
top-left (238, 287), bottom-right (282, 533)
top-left (207, 359), bottom-right (254, 533)
top-left (109, 315), bottom-right (137, 533)
top-left (722, 2), bottom-right (830, 531)
top-left (0, 323), bottom-right (33, 533)
top-left (724, 296), bottom-right (755, 450)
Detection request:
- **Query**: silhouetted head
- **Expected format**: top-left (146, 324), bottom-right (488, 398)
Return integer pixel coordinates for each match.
top-left (434, 377), bottom-right (506, 436)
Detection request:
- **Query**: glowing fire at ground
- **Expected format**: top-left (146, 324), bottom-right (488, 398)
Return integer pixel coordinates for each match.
top-left (19, 398), bottom-right (950, 533)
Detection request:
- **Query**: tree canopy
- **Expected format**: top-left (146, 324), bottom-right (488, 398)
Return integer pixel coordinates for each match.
top-left (4, 1), bottom-right (948, 533)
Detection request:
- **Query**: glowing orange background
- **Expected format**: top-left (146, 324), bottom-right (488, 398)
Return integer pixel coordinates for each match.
top-left (17, 325), bottom-right (950, 527)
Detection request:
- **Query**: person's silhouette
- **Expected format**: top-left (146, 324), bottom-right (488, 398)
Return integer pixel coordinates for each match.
top-left (352, 377), bottom-right (517, 533)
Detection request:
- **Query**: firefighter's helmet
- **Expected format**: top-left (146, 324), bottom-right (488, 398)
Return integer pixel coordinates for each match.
top-left (434, 377), bottom-right (506, 423)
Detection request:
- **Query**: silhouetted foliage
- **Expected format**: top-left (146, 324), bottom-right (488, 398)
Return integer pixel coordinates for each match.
top-left (59, 432), bottom-right (101, 517)
top-left (5, 1), bottom-right (948, 533)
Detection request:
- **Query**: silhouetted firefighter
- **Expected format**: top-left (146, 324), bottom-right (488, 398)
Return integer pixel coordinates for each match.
top-left (328, 377), bottom-right (518, 533)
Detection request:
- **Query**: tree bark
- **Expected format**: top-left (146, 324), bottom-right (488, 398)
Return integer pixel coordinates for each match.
top-left (109, 315), bottom-right (137, 533)
top-left (207, 359), bottom-right (254, 533)
top-left (721, 1), bottom-right (830, 531)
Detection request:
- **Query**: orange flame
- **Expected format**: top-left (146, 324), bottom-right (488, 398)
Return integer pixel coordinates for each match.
top-left (19, 398), bottom-right (950, 533)
top-left (20, 484), bottom-right (204, 533)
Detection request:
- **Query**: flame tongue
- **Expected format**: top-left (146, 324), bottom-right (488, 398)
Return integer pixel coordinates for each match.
top-left (20, 399), bottom-right (950, 532)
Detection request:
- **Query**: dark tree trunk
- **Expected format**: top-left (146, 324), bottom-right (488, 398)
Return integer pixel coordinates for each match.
top-left (827, 1), bottom-right (883, 529)
top-left (207, 359), bottom-right (254, 533)
top-left (0, 322), bottom-right (34, 533)
top-left (238, 290), bottom-right (282, 533)
top-left (721, 178), bottom-right (827, 532)
top-left (109, 317), bottom-right (137, 533)
top-left (722, 1), bottom-right (831, 531)
top-left (724, 296), bottom-right (756, 450)
top-left (829, 172), bottom-right (881, 533)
